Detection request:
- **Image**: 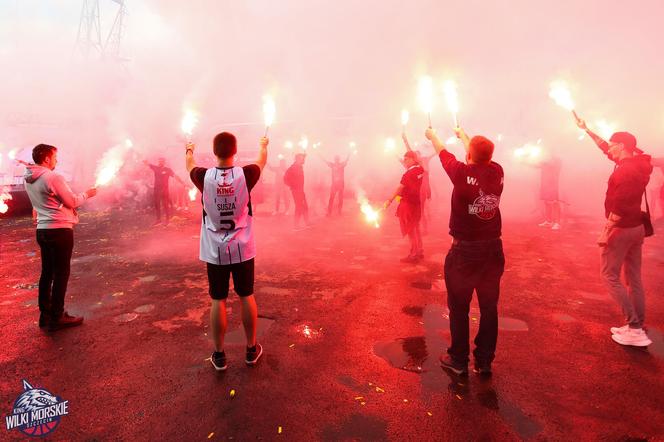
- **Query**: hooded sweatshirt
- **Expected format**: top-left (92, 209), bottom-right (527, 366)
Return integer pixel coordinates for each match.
top-left (605, 154), bottom-right (652, 228)
top-left (24, 164), bottom-right (88, 229)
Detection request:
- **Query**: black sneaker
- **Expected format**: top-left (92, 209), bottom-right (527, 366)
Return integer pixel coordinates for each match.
top-left (473, 361), bottom-right (492, 376)
top-left (39, 313), bottom-right (49, 328)
top-left (211, 351), bottom-right (227, 371)
top-left (48, 312), bottom-right (83, 331)
top-left (245, 343), bottom-right (263, 366)
top-left (440, 355), bottom-right (468, 376)
top-left (400, 255), bottom-right (418, 263)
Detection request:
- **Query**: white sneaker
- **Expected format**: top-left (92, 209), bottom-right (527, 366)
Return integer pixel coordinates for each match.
top-left (551, 223), bottom-right (561, 230)
top-left (538, 221), bottom-right (552, 227)
top-left (611, 328), bottom-right (652, 347)
top-left (610, 324), bottom-right (630, 335)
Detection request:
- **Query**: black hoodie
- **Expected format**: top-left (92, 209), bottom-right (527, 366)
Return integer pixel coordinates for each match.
top-left (605, 154), bottom-right (652, 228)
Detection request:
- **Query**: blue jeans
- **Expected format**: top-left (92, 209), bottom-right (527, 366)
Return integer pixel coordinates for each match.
top-left (444, 238), bottom-right (505, 365)
top-left (600, 225), bottom-right (646, 328)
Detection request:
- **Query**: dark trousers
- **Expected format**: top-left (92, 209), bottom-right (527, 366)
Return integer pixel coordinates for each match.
top-left (444, 238), bottom-right (505, 364)
top-left (291, 188), bottom-right (309, 225)
top-left (36, 228), bottom-right (74, 318)
top-left (154, 189), bottom-right (170, 221)
top-left (327, 183), bottom-right (344, 215)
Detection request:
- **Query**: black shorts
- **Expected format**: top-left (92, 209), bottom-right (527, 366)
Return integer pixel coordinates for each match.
top-left (206, 259), bottom-right (255, 300)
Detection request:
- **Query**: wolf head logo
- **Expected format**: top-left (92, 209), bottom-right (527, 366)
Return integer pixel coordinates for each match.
top-left (13, 380), bottom-right (58, 414)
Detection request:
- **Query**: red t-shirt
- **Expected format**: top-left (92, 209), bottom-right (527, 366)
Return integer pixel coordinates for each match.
top-left (400, 165), bottom-right (424, 205)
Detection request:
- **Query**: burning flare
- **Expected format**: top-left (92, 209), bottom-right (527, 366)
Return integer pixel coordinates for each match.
top-left (94, 142), bottom-right (131, 187)
top-left (263, 95), bottom-right (276, 128)
top-left (418, 75), bottom-right (434, 118)
top-left (188, 187), bottom-right (198, 201)
top-left (443, 80), bottom-right (460, 126)
top-left (514, 142), bottom-right (544, 164)
top-left (0, 187), bottom-right (12, 214)
top-left (549, 80), bottom-right (575, 111)
top-left (357, 190), bottom-right (382, 228)
top-left (298, 136), bottom-right (309, 151)
top-left (384, 137), bottom-right (396, 153)
top-left (181, 109), bottom-right (199, 137)
top-left (401, 109), bottom-right (410, 126)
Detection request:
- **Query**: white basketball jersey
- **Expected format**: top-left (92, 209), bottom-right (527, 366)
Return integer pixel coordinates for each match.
top-left (199, 167), bottom-right (255, 265)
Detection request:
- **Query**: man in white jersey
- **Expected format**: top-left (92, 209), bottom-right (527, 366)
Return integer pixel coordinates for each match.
top-left (186, 132), bottom-right (268, 371)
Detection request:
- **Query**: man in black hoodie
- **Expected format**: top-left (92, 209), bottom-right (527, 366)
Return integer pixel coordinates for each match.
top-left (426, 126), bottom-right (504, 376)
top-left (577, 118), bottom-right (653, 347)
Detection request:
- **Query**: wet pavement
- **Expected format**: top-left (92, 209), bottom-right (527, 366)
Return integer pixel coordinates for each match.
top-left (1, 209), bottom-right (664, 440)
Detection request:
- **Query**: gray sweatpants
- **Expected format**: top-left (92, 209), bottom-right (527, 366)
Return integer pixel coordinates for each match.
top-left (600, 224), bottom-right (646, 328)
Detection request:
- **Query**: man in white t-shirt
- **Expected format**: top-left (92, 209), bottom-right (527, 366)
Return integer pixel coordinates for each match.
top-left (186, 132), bottom-right (268, 371)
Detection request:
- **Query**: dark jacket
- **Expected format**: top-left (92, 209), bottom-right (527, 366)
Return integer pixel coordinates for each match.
top-left (284, 163), bottom-right (304, 191)
top-left (605, 154), bottom-right (652, 228)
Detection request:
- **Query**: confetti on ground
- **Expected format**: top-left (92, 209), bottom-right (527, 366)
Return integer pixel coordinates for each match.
top-left (289, 344), bottom-right (295, 348)
top-left (230, 389), bottom-right (236, 398)
top-left (354, 396), bottom-right (364, 401)
top-left (207, 432), bottom-right (214, 439)
top-left (375, 387), bottom-right (385, 393)
top-left (427, 411), bottom-right (433, 416)
top-left (278, 426), bottom-right (282, 434)
top-left (455, 394), bottom-right (462, 400)
top-left (403, 399), bottom-right (408, 403)
top-left (360, 402), bottom-right (366, 406)
top-left (112, 291), bottom-right (125, 297)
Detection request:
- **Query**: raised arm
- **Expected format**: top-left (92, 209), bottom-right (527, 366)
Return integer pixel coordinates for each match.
top-left (185, 142), bottom-right (196, 173)
top-left (576, 116), bottom-right (610, 156)
top-left (424, 128), bottom-right (447, 155)
top-left (454, 127), bottom-right (471, 153)
top-left (256, 136), bottom-right (268, 170)
top-left (402, 133), bottom-right (413, 152)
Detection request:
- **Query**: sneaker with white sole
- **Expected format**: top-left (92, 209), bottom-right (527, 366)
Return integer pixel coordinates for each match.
top-left (611, 328), bottom-right (652, 347)
top-left (538, 221), bottom-right (552, 227)
top-left (439, 355), bottom-right (468, 376)
top-left (610, 324), bottom-right (630, 335)
top-left (551, 223), bottom-right (561, 230)
top-left (210, 351), bottom-right (227, 371)
top-left (245, 343), bottom-right (263, 366)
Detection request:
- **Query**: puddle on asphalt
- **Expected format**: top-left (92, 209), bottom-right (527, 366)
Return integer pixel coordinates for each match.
top-left (225, 317), bottom-right (275, 344)
top-left (410, 281), bottom-right (432, 290)
top-left (498, 317), bottom-right (529, 331)
top-left (373, 337), bottom-right (428, 373)
top-left (481, 388), bottom-right (543, 439)
top-left (552, 313), bottom-right (577, 322)
top-left (134, 304), bottom-right (155, 313)
top-left (402, 305), bottom-right (424, 317)
top-left (114, 313), bottom-right (139, 323)
top-left (577, 290), bottom-right (609, 301)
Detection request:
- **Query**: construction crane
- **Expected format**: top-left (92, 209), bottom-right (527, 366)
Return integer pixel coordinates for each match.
top-left (75, 0), bottom-right (128, 62)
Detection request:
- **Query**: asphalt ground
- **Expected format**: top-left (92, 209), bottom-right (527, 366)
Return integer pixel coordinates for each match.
top-left (1, 206), bottom-right (663, 441)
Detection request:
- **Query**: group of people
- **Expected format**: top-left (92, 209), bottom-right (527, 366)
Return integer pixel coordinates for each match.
top-left (23, 109), bottom-right (656, 374)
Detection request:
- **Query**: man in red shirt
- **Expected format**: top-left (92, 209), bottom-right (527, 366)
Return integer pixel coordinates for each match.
top-left (426, 127), bottom-right (504, 376)
top-left (385, 151), bottom-right (424, 262)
